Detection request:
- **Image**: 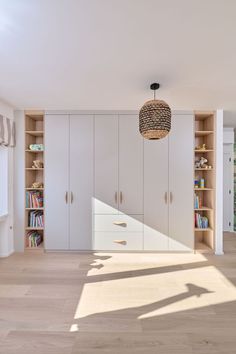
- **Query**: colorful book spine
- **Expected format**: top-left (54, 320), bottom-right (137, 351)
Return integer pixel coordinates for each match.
top-left (195, 213), bottom-right (209, 229)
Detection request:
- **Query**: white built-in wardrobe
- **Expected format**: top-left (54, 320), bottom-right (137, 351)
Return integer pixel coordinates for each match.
top-left (45, 112), bottom-right (193, 251)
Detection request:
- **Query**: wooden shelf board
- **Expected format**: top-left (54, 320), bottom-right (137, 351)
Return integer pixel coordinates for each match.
top-left (25, 150), bottom-right (44, 153)
top-left (25, 243), bottom-right (44, 251)
top-left (26, 208), bottom-right (44, 210)
top-left (194, 188), bottom-right (213, 191)
top-left (195, 228), bottom-right (213, 232)
top-left (195, 242), bottom-right (214, 254)
top-left (25, 168), bottom-right (44, 170)
top-left (25, 227), bottom-right (44, 231)
top-left (25, 131), bottom-right (44, 136)
top-left (25, 188), bottom-right (44, 190)
top-left (194, 207), bottom-right (213, 211)
top-left (195, 131), bottom-right (214, 137)
top-left (194, 149), bottom-right (214, 153)
top-left (195, 168), bottom-right (213, 171)
top-left (194, 112), bottom-right (214, 120)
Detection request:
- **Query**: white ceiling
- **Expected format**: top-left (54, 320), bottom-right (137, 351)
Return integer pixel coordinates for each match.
top-left (0, 0), bottom-right (236, 125)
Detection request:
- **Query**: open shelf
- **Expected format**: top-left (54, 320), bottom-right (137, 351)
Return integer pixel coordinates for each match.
top-left (194, 112), bottom-right (215, 253)
top-left (25, 111), bottom-right (45, 251)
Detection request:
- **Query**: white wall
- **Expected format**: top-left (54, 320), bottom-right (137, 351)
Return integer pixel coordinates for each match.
top-left (0, 100), bottom-right (14, 257)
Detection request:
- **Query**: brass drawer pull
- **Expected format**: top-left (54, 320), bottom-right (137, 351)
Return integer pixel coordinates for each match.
top-left (113, 221), bottom-right (127, 227)
top-left (113, 240), bottom-right (126, 245)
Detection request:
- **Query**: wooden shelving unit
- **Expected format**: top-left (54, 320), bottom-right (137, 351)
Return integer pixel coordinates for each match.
top-left (194, 112), bottom-right (215, 253)
top-left (24, 111), bottom-right (45, 250)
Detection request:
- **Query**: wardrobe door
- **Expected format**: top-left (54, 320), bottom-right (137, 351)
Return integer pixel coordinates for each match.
top-left (143, 137), bottom-right (169, 250)
top-left (94, 115), bottom-right (119, 214)
top-left (69, 115), bottom-right (94, 250)
top-left (168, 114), bottom-right (194, 251)
top-left (119, 115), bottom-right (143, 215)
top-left (45, 114), bottom-right (69, 250)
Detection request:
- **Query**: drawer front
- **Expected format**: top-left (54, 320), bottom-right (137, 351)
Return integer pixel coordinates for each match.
top-left (94, 232), bottom-right (143, 250)
top-left (94, 215), bottom-right (143, 233)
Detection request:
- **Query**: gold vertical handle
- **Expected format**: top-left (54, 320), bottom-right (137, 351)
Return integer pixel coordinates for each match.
top-left (115, 192), bottom-right (118, 203)
top-left (164, 192), bottom-right (168, 204)
top-left (170, 192), bottom-right (173, 203)
top-left (71, 192), bottom-right (73, 204)
top-left (65, 192), bottom-right (68, 204)
top-left (120, 191), bottom-right (123, 204)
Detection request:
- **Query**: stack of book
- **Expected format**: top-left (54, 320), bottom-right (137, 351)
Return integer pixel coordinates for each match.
top-left (26, 191), bottom-right (43, 208)
top-left (194, 193), bottom-right (202, 209)
top-left (27, 231), bottom-right (42, 247)
top-left (28, 210), bottom-right (44, 228)
top-left (195, 213), bottom-right (209, 229)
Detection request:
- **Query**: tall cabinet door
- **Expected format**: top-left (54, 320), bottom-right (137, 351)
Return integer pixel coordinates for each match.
top-left (119, 115), bottom-right (143, 215)
top-left (143, 137), bottom-right (169, 250)
top-left (69, 115), bottom-right (94, 250)
top-left (94, 115), bottom-right (119, 214)
top-left (168, 114), bottom-right (194, 251)
top-left (45, 114), bottom-right (69, 250)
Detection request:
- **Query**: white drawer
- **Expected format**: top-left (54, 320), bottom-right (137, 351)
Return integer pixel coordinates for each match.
top-left (94, 214), bottom-right (143, 232)
top-left (94, 232), bottom-right (143, 251)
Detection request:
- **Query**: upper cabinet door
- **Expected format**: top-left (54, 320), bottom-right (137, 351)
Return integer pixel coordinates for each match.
top-left (143, 137), bottom-right (169, 250)
top-left (168, 114), bottom-right (194, 251)
top-left (94, 115), bottom-right (119, 214)
top-left (44, 114), bottom-right (69, 250)
top-left (119, 115), bottom-right (143, 215)
top-left (69, 115), bottom-right (94, 250)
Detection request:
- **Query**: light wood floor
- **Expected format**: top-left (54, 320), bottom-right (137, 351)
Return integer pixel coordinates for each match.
top-left (0, 233), bottom-right (236, 354)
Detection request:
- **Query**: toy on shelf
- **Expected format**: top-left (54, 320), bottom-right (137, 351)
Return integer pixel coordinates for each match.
top-left (195, 144), bottom-right (207, 151)
top-left (32, 160), bottom-right (44, 169)
top-left (29, 144), bottom-right (44, 151)
top-left (194, 177), bottom-right (205, 189)
top-left (195, 157), bottom-right (212, 169)
top-left (31, 182), bottom-right (44, 189)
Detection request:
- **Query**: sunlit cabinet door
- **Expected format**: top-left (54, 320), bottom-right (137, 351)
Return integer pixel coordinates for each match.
top-left (44, 114), bottom-right (69, 250)
top-left (94, 115), bottom-right (119, 214)
top-left (69, 115), bottom-right (94, 250)
top-left (168, 114), bottom-right (194, 251)
top-left (118, 115), bottom-right (143, 215)
top-left (143, 136), bottom-right (169, 250)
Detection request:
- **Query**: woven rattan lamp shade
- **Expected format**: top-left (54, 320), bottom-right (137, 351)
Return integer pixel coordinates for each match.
top-left (139, 83), bottom-right (171, 140)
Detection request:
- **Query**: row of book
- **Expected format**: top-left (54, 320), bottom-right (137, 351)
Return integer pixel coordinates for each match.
top-left (26, 191), bottom-right (43, 208)
top-left (194, 193), bottom-right (202, 209)
top-left (28, 210), bottom-right (44, 228)
top-left (26, 231), bottom-right (42, 247)
top-left (195, 213), bottom-right (209, 229)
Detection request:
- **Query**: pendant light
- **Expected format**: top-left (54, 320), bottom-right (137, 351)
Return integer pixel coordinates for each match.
top-left (139, 83), bottom-right (171, 140)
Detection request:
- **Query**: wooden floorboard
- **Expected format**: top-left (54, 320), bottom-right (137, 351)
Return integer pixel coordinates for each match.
top-left (0, 233), bottom-right (236, 353)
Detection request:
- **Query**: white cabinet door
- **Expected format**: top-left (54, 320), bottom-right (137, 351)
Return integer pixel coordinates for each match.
top-left (45, 114), bottom-right (69, 250)
top-left (94, 115), bottom-right (119, 214)
top-left (119, 115), bottom-right (143, 215)
top-left (168, 114), bottom-right (194, 251)
top-left (69, 115), bottom-right (94, 250)
top-left (223, 151), bottom-right (234, 231)
top-left (143, 137), bottom-right (169, 250)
